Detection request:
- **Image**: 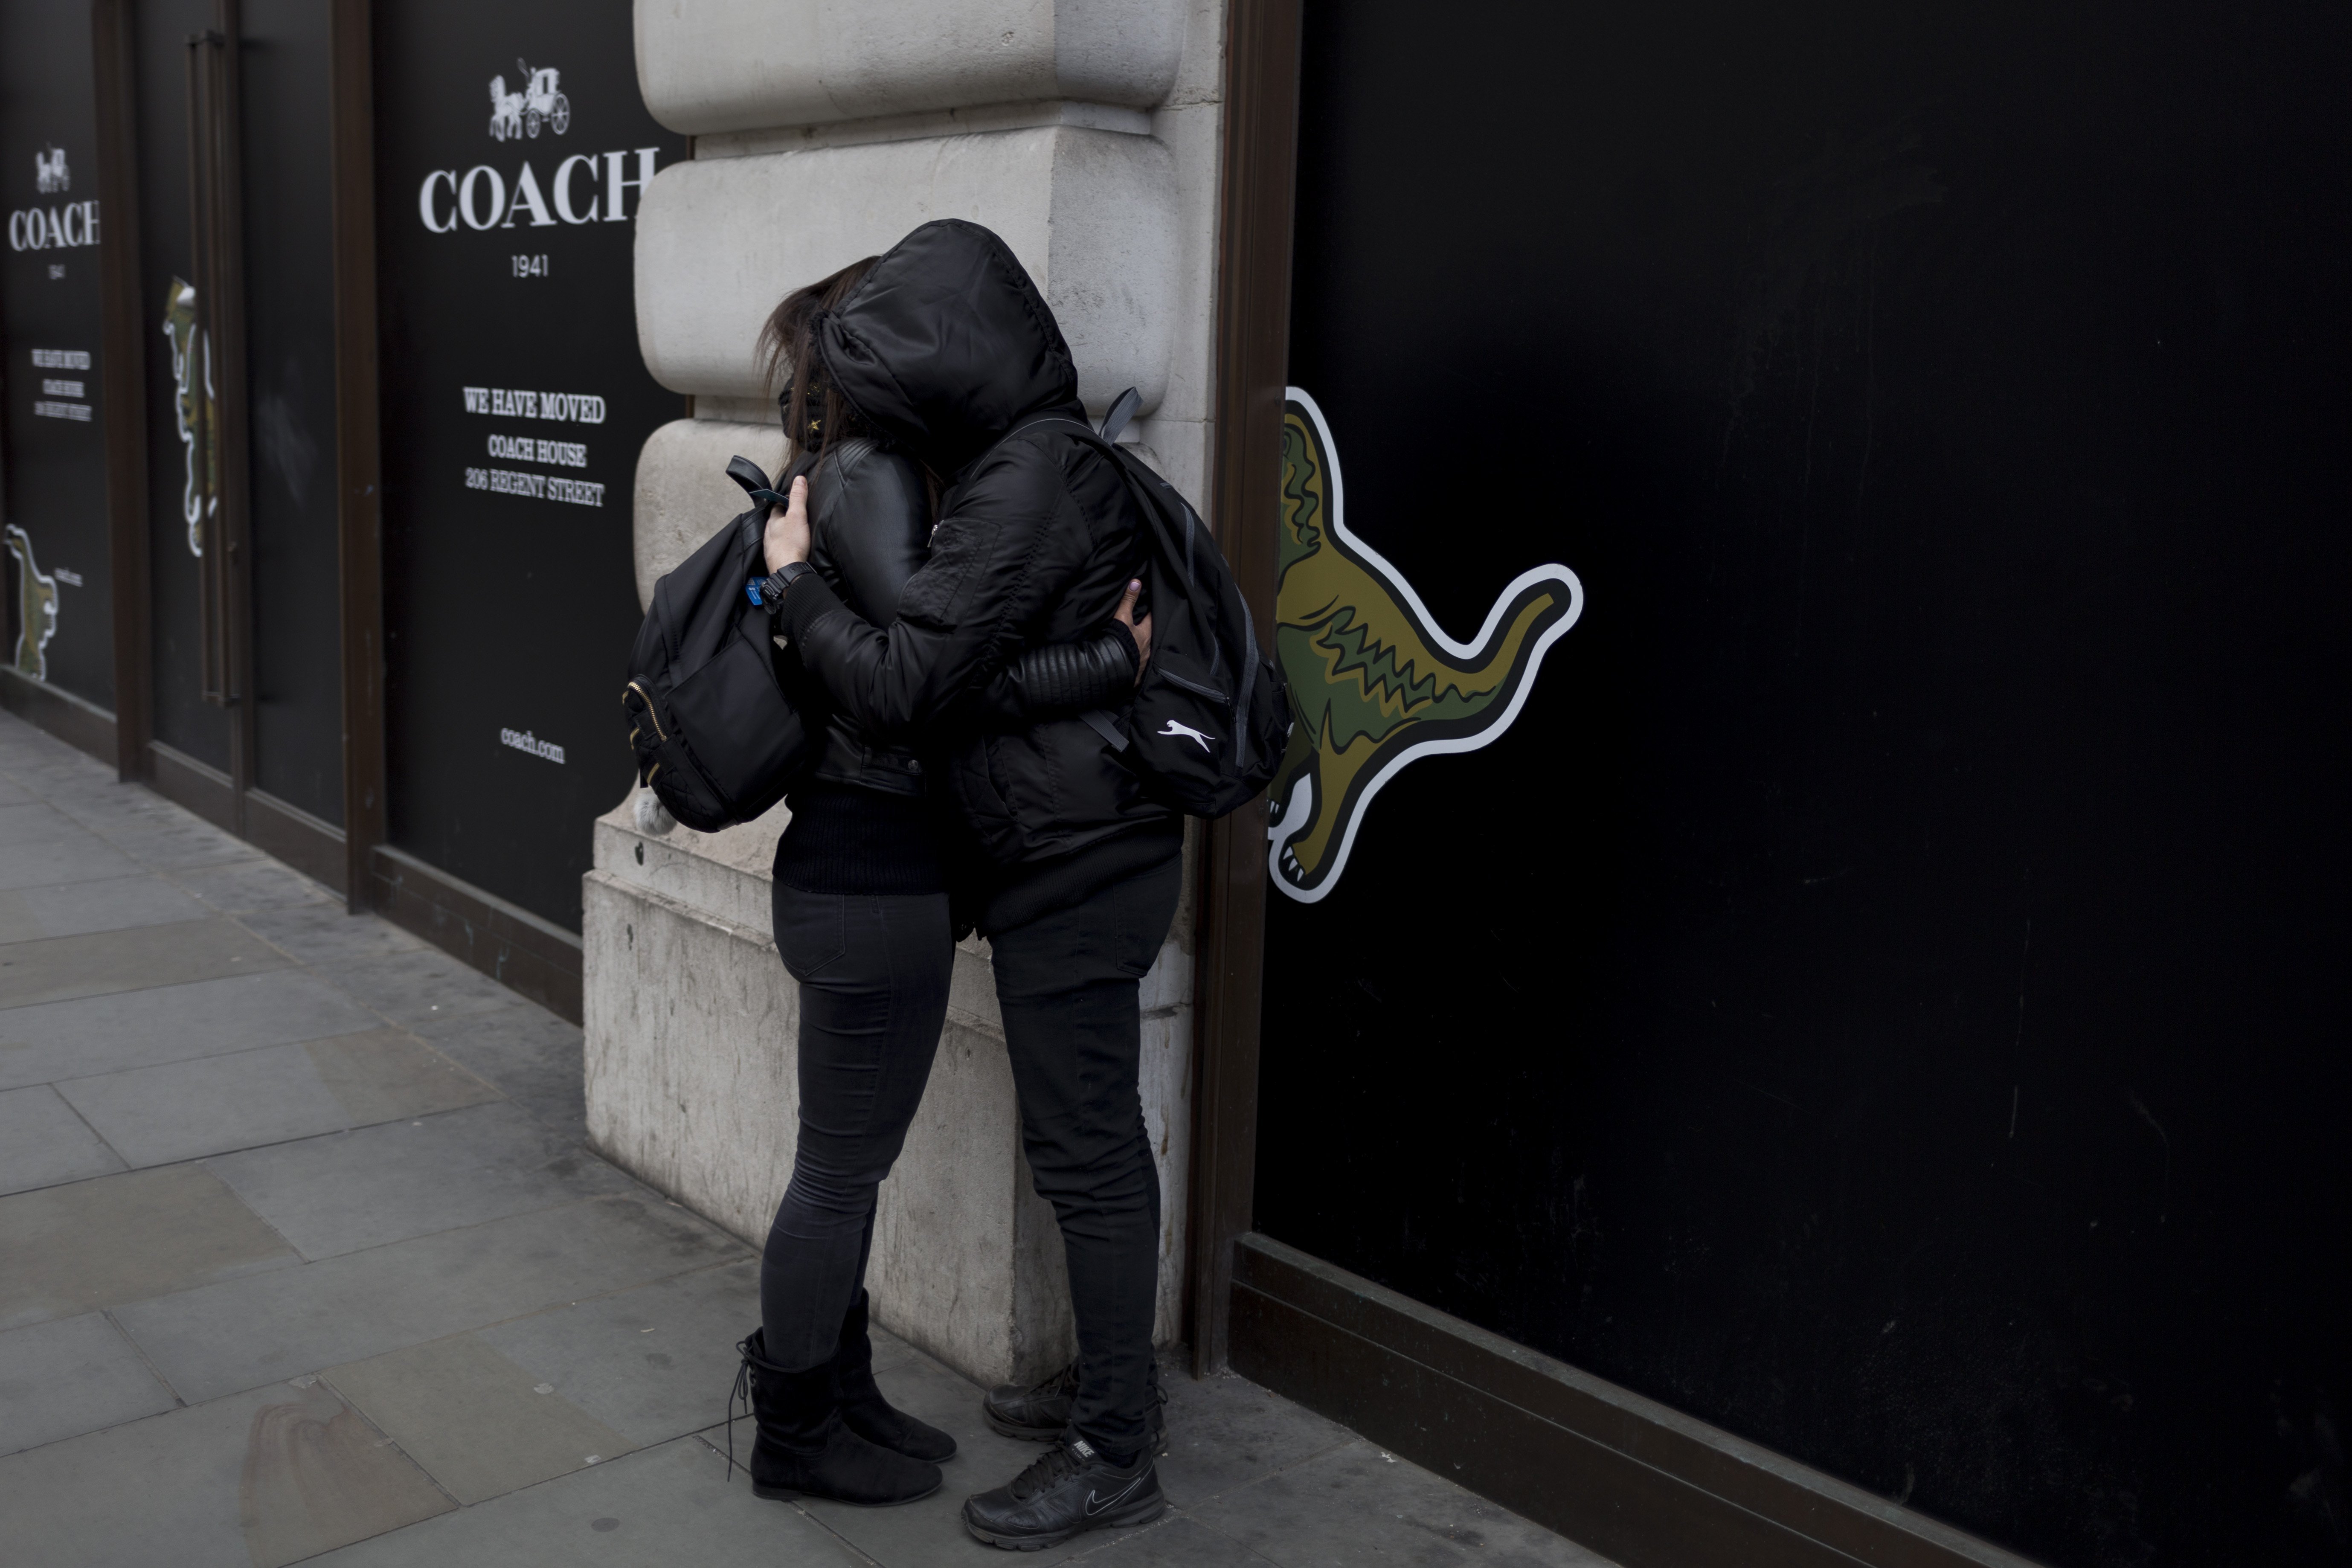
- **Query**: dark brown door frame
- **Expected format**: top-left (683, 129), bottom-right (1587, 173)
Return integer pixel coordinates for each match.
top-left (1187, 0), bottom-right (1304, 1377)
top-left (93, 0), bottom-right (151, 783)
top-left (329, 0), bottom-right (385, 912)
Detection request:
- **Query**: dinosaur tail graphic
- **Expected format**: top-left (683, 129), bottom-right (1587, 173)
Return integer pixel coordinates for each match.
top-left (1269, 391), bottom-right (1583, 903)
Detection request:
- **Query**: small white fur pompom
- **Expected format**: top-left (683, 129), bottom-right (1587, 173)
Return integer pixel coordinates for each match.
top-left (635, 790), bottom-right (677, 836)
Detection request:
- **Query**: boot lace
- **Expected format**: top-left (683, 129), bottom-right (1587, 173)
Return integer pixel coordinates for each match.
top-left (724, 1335), bottom-right (756, 1484)
top-left (1029, 1359), bottom-right (1081, 1397)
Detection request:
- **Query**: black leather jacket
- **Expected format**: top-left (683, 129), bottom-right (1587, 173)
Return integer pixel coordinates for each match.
top-left (799, 434), bottom-right (1137, 799)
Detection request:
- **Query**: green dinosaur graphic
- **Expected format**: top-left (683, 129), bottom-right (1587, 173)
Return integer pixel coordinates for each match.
top-left (1269, 391), bottom-right (1583, 902)
top-left (161, 275), bottom-right (214, 556)
top-left (6, 526), bottom-right (60, 681)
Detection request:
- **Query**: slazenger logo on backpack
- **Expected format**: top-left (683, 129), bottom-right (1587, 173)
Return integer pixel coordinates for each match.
top-left (1156, 719), bottom-right (1215, 752)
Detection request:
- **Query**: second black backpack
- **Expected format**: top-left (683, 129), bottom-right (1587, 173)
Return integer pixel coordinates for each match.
top-left (621, 454), bottom-right (816, 831)
top-left (1008, 391), bottom-right (1292, 820)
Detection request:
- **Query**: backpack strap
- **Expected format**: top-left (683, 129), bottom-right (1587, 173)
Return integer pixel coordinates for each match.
top-left (1099, 386), bottom-right (1142, 444)
top-left (726, 451), bottom-right (820, 551)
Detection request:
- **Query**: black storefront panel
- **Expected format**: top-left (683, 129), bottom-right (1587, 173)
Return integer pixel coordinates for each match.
top-left (1256, 3), bottom-right (2352, 1566)
top-left (2, 0), bottom-right (113, 713)
top-left (375, 0), bottom-right (685, 928)
top-left (132, 0), bottom-right (227, 774)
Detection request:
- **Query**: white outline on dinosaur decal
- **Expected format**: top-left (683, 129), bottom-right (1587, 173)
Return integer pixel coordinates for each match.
top-left (1268, 387), bottom-right (1584, 904)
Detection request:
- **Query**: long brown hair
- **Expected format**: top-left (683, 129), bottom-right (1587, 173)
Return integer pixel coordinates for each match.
top-left (757, 256), bottom-right (880, 468)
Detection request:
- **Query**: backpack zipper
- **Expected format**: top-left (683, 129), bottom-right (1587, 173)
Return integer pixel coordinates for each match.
top-left (625, 681), bottom-right (669, 742)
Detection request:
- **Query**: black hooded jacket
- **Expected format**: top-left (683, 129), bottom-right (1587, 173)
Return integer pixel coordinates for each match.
top-left (774, 221), bottom-right (1181, 922)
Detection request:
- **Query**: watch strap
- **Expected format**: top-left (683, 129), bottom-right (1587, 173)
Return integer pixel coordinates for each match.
top-left (747, 560), bottom-right (816, 611)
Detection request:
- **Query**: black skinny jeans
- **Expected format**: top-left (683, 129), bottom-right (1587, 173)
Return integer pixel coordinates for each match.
top-left (759, 883), bottom-right (953, 1372)
top-left (989, 854), bottom-right (1183, 1457)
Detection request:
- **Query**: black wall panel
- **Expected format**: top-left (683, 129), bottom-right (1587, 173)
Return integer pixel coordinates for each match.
top-left (374, 1), bottom-right (684, 927)
top-left (239, 0), bottom-right (343, 822)
top-left (1255, 3), bottom-right (2352, 1565)
top-left (2, 0), bottom-right (113, 712)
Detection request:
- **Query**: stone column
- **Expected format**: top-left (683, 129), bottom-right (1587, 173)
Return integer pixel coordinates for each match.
top-left (584, 0), bottom-right (1224, 1388)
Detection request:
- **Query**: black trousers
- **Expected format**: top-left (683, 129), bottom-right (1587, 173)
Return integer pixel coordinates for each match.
top-left (759, 884), bottom-right (953, 1372)
top-left (989, 855), bottom-right (1184, 1457)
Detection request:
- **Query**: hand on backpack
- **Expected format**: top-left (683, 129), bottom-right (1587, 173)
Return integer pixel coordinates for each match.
top-left (763, 474), bottom-right (811, 572)
top-left (1113, 578), bottom-right (1151, 685)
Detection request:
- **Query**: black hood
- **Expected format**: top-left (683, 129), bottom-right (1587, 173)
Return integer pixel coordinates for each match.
top-left (813, 220), bottom-right (1082, 477)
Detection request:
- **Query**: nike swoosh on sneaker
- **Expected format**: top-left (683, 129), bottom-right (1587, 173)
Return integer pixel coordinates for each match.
top-left (1083, 1474), bottom-right (1147, 1516)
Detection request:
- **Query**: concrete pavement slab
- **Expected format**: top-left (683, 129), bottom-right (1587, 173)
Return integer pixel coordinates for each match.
top-left (236, 900), bottom-right (431, 965)
top-left (42, 783), bottom-right (215, 840)
top-left (0, 800), bottom-right (107, 847)
top-left (1151, 1365), bottom-right (1355, 1508)
top-left (0, 917), bottom-right (289, 1010)
top-left (1074, 1514), bottom-right (1287, 1565)
top-left (306, 1027), bottom-right (503, 1125)
top-left (325, 1333), bottom-right (635, 1504)
top-left (203, 1100), bottom-right (638, 1260)
top-left (174, 856), bottom-right (340, 915)
top-left (409, 1000), bottom-right (589, 1141)
top-left (54, 1030), bottom-right (497, 1170)
top-left (0, 1082), bottom-right (124, 1193)
top-left (303, 1434), bottom-right (871, 1568)
top-left (59, 1040), bottom-right (353, 1167)
top-left (0, 1311), bottom-right (179, 1456)
top-left (0, 821), bottom-right (140, 891)
top-left (309, 945), bottom-right (528, 1028)
top-left (0, 968), bottom-right (381, 1091)
top-left (83, 815), bottom-right (261, 872)
top-left (0, 771), bottom-right (28, 805)
top-left (111, 1193), bottom-right (745, 1402)
top-left (0, 1376), bottom-right (452, 1568)
top-left (0, 1164), bottom-right (298, 1330)
top-left (1187, 1438), bottom-right (1615, 1568)
top-left (0, 873), bottom-right (207, 944)
top-left (474, 1259), bottom-right (763, 1446)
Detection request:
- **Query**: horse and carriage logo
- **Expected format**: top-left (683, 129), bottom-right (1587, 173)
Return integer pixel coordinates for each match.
top-left (35, 145), bottom-right (69, 194)
top-left (488, 61), bottom-right (569, 141)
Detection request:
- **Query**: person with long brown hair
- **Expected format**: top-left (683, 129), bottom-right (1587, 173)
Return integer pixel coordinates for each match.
top-left (727, 256), bottom-right (1145, 1511)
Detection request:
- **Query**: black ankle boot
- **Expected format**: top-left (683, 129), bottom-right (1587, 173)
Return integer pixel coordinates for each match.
top-left (833, 1290), bottom-right (958, 1462)
top-left (729, 1329), bottom-right (942, 1506)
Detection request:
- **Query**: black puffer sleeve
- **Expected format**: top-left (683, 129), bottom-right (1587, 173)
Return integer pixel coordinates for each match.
top-left (985, 625), bottom-right (1137, 719)
top-left (805, 439), bottom-right (928, 625)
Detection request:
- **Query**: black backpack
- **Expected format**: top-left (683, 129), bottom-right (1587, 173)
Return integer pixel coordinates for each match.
top-left (1009, 390), bottom-right (1291, 820)
top-left (621, 454), bottom-right (816, 831)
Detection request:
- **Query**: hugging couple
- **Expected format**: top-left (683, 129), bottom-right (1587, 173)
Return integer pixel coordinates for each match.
top-left (724, 218), bottom-right (1182, 1551)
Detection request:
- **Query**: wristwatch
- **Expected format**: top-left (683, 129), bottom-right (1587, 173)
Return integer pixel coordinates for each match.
top-left (746, 560), bottom-right (815, 611)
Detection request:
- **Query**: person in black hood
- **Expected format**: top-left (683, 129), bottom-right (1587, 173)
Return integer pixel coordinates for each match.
top-left (729, 254), bottom-right (1145, 1514)
top-left (758, 221), bottom-right (1182, 1549)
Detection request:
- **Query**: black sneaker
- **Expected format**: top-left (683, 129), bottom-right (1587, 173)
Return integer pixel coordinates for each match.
top-left (961, 1437), bottom-right (1166, 1550)
top-left (982, 1359), bottom-right (1169, 1448)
